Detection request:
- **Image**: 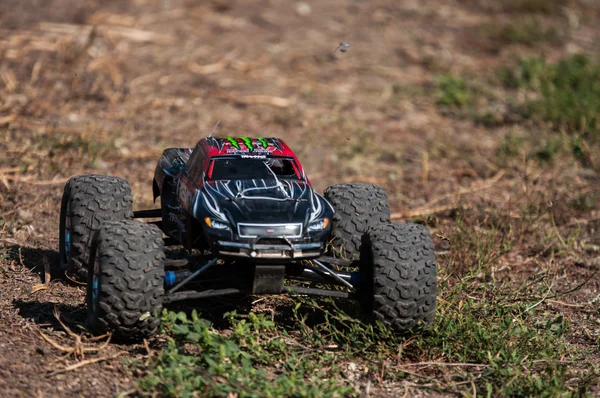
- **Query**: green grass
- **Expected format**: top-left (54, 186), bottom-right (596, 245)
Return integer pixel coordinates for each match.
top-left (36, 130), bottom-right (118, 169)
top-left (491, 17), bottom-right (562, 47)
top-left (472, 0), bottom-right (568, 15)
top-left (129, 211), bottom-right (598, 397)
top-left (499, 55), bottom-right (600, 139)
top-left (134, 309), bottom-right (357, 398)
top-left (131, 282), bottom-right (597, 397)
top-left (436, 75), bottom-right (471, 108)
top-left (0, 247), bottom-right (9, 261)
top-left (497, 131), bottom-right (527, 161)
top-left (502, 0), bottom-right (567, 14)
top-left (496, 128), bottom-right (597, 167)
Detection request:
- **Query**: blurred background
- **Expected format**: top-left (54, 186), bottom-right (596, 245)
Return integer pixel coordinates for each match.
top-left (1, 0), bottom-right (599, 211)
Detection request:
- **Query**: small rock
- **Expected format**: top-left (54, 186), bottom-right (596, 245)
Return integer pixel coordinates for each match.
top-left (17, 209), bottom-right (33, 221)
top-left (295, 2), bottom-right (311, 17)
top-left (343, 362), bottom-right (360, 381)
top-left (94, 158), bottom-right (110, 170)
top-left (336, 42), bottom-right (350, 53)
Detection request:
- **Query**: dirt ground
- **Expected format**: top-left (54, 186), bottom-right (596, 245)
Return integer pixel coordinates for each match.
top-left (1, 0), bottom-right (599, 396)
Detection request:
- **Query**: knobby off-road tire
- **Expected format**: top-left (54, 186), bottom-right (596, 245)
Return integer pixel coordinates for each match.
top-left (323, 183), bottom-right (390, 260)
top-left (59, 175), bottom-right (134, 282)
top-left (87, 220), bottom-right (165, 340)
top-left (360, 222), bottom-right (436, 333)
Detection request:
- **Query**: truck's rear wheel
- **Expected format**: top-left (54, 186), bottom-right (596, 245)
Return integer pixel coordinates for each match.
top-left (323, 183), bottom-right (390, 260)
top-left (59, 174), bottom-right (133, 282)
top-left (359, 222), bottom-right (436, 332)
top-left (87, 220), bottom-right (165, 340)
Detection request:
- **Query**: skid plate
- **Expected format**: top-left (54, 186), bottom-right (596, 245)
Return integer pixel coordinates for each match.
top-left (252, 265), bottom-right (285, 294)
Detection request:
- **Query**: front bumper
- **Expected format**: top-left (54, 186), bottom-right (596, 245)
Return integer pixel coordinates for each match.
top-left (217, 240), bottom-right (323, 259)
top-left (202, 220), bottom-right (330, 260)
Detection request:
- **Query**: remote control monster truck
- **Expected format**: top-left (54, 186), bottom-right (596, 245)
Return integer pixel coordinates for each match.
top-left (59, 137), bottom-right (437, 340)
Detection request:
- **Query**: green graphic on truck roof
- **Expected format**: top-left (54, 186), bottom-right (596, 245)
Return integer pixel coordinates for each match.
top-left (241, 137), bottom-right (254, 152)
top-left (257, 137), bottom-right (268, 149)
top-left (225, 137), bottom-right (240, 150)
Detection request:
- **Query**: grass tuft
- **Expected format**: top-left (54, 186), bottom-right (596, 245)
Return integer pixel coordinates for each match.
top-left (499, 55), bottom-right (600, 138)
top-left (436, 75), bottom-right (471, 108)
top-left (132, 270), bottom-right (599, 396)
top-left (472, 0), bottom-right (568, 15)
top-left (492, 17), bottom-right (562, 47)
top-left (135, 309), bottom-right (356, 397)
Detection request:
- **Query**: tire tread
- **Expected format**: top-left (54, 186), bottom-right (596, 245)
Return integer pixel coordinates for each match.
top-left (87, 220), bottom-right (164, 340)
top-left (324, 183), bottom-right (390, 259)
top-left (59, 174), bottom-right (133, 281)
top-left (363, 222), bottom-right (437, 332)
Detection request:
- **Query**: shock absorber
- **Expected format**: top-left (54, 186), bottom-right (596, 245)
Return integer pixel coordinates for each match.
top-left (164, 270), bottom-right (193, 289)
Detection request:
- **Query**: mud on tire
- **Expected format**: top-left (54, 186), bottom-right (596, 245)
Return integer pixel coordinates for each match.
top-left (360, 222), bottom-right (436, 332)
top-left (323, 183), bottom-right (390, 260)
top-left (87, 220), bottom-right (165, 340)
top-left (59, 174), bottom-right (133, 282)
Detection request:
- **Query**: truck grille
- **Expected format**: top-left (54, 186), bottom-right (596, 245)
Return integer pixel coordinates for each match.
top-left (238, 223), bottom-right (302, 238)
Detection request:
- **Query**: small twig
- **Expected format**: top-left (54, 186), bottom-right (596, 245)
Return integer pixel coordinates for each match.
top-left (50, 352), bottom-right (124, 375)
top-left (40, 309), bottom-right (112, 362)
top-left (211, 89), bottom-right (291, 108)
top-left (39, 332), bottom-right (74, 353)
top-left (525, 285), bottom-right (553, 312)
top-left (84, 335), bottom-right (112, 352)
top-left (0, 166), bottom-right (21, 174)
top-left (143, 339), bottom-right (152, 357)
top-left (550, 210), bottom-right (567, 248)
top-left (2, 175), bottom-right (70, 185)
top-left (64, 271), bottom-right (87, 285)
top-left (18, 247), bottom-right (24, 266)
top-left (530, 358), bottom-right (600, 365)
top-left (189, 59), bottom-right (229, 75)
top-left (401, 361), bottom-right (489, 368)
top-left (53, 307), bottom-right (77, 338)
top-left (241, 95), bottom-right (290, 108)
top-left (31, 255), bottom-right (51, 292)
top-left (87, 333), bottom-right (111, 343)
top-left (519, 271), bottom-right (599, 304)
top-left (422, 150), bottom-right (429, 183)
top-left (400, 382), bottom-right (409, 398)
top-left (391, 171), bottom-right (505, 220)
top-left (31, 284), bottom-right (49, 293)
top-left (0, 114), bottom-right (18, 126)
top-left (400, 204), bottom-right (457, 219)
top-left (546, 299), bottom-right (589, 308)
top-left (43, 255), bottom-right (51, 284)
top-left (554, 271), bottom-right (597, 297)
top-left (396, 368), bottom-right (442, 384)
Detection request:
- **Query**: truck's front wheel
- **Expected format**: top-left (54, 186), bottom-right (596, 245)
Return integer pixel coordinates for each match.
top-left (359, 222), bottom-right (437, 332)
top-left (87, 220), bottom-right (165, 341)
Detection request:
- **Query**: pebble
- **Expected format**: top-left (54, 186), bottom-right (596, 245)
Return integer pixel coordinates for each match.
top-left (295, 2), bottom-right (311, 17)
top-left (17, 209), bottom-right (33, 221)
